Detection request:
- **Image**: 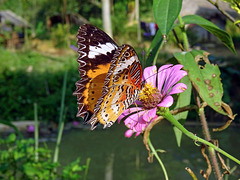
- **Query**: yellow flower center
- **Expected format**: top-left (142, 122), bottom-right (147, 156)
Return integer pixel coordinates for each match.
top-left (139, 83), bottom-right (161, 109)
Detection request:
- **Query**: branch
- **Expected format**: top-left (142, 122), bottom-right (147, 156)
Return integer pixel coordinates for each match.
top-left (206, 0), bottom-right (240, 28)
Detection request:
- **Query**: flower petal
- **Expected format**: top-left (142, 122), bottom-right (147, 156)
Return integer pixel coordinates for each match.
top-left (157, 95), bottom-right (173, 107)
top-left (118, 107), bottom-right (143, 123)
top-left (162, 66), bottom-right (187, 95)
top-left (143, 66), bottom-right (157, 87)
top-left (124, 111), bottom-right (145, 129)
top-left (135, 131), bottom-right (141, 137)
top-left (157, 64), bottom-right (173, 91)
top-left (132, 117), bottom-right (148, 133)
top-left (143, 108), bottom-right (157, 122)
top-left (125, 129), bottom-right (134, 138)
top-left (167, 83), bottom-right (187, 95)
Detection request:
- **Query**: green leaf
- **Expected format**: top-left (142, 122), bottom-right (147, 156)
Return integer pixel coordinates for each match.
top-left (0, 120), bottom-right (22, 138)
top-left (23, 163), bottom-right (40, 177)
top-left (153, 0), bottom-right (182, 35)
top-left (173, 76), bottom-right (192, 147)
top-left (146, 30), bottom-right (163, 67)
top-left (174, 50), bottom-right (227, 115)
top-left (6, 133), bottom-right (16, 143)
top-left (182, 15), bottom-right (236, 55)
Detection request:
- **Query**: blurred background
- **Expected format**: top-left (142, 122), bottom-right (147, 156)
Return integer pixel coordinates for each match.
top-left (0, 0), bottom-right (240, 179)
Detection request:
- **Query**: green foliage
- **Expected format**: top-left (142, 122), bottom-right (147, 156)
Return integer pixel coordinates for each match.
top-left (172, 76), bottom-right (192, 147)
top-left (0, 133), bottom-right (86, 180)
top-left (35, 22), bottom-right (48, 39)
top-left (112, 0), bottom-right (129, 35)
top-left (182, 15), bottom-right (236, 54)
top-left (50, 24), bottom-right (70, 48)
top-left (222, 0), bottom-right (240, 14)
top-left (174, 50), bottom-right (227, 116)
top-left (225, 19), bottom-right (240, 37)
top-left (0, 49), bottom-right (78, 122)
top-left (147, 0), bottom-right (182, 66)
top-left (153, 0), bottom-right (182, 35)
top-left (62, 158), bottom-right (85, 179)
top-left (225, 19), bottom-right (240, 45)
top-left (149, 2), bottom-right (239, 178)
top-left (146, 30), bottom-right (163, 67)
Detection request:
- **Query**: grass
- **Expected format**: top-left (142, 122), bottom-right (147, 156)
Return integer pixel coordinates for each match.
top-left (0, 48), bottom-right (78, 74)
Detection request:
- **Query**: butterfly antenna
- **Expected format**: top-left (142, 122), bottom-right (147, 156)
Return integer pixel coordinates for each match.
top-left (141, 64), bottom-right (173, 85)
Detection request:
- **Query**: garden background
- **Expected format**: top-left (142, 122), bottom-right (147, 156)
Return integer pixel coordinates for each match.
top-left (0, 0), bottom-right (240, 179)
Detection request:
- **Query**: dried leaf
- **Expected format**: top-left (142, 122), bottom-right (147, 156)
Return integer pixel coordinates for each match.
top-left (200, 144), bottom-right (212, 180)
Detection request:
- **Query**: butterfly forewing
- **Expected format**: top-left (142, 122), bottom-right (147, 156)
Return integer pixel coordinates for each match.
top-left (73, 24), bottom-right (118, 118)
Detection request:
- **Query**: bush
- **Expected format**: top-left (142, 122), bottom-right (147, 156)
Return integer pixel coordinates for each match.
top-left (0, 133), bottom-right (86, 180)
top-left (50, 24), bottom-right (70, 48)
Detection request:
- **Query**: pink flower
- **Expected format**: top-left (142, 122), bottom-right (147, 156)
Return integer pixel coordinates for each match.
top-left (70, 45), bottom-right (78, 51)
top-left (118, 64), bottom-right (187, 137)
top-left (73, 121), bottom-right (79, 126)
top-left (27, 125), bottom-right (35, 133)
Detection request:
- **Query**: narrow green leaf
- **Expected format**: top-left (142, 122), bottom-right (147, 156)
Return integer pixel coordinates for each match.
top-left (0, 120), bottom-right (22, 138)
top-left (173, 76), bottom-right (192, 147)
top-left (174, 50), bottom-right (227, 116)
top-left (182, 15), bottom-right (236, 55)
top-left (153, 0), bottom-right (182, 35)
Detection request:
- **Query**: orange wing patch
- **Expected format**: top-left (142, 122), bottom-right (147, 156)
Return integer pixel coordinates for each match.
top-left (84, 64), bottom-right (110, 113)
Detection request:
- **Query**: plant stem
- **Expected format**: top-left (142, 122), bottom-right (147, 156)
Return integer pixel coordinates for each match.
top-left (206, 0), bottom-right (240, 28)
top-left (163, 108), bottom-right (240, 165)
top-left (34, 102), bottom-right (39, 162)
top-left (53, 71), bottom-right (68, 164)
top-left (178, 15), bottom-right (189, 51)
top-left (53, 121), bottom-right (65, 163)
top-left (196, 95), bottom-right (222, 179)
top-left (84, 158), bottom-right (91, 180)
top-left (153, 40), bottom-right (164, 66)
top-left (147, 133), bottom-right (169, 180)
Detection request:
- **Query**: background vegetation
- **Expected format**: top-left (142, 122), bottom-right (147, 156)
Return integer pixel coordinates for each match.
top-left (1, 0), bottom-right (240, 179)
top-left (0, 0), bottom-right (239, 124)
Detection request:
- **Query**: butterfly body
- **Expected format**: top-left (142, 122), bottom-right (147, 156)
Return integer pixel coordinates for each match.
top-left (73, 24), bottom-right (142, 130)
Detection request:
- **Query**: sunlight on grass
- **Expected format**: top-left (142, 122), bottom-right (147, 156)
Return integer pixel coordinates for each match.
top-left (0, 48), bottom-right (78, 74)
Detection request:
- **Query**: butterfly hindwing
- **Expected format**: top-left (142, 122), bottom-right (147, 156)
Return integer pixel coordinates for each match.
top-left (88, 45), bottom-right (143, 129)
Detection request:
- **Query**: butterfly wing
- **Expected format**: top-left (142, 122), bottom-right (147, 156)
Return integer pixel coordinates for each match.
top-left (87, 44), bottom-right (143, 129)
top-left (73, 24), bottom-right (118, 118)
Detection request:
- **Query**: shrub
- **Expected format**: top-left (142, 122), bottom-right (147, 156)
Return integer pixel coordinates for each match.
top-left (0, 133), bottom-right (86, 180)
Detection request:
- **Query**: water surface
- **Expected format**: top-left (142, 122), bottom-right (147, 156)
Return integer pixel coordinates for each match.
top-left (48, 121), bottom-right (240, 180)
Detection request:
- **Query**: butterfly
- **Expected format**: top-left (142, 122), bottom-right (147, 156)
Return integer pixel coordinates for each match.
top-left (73, 24), bottom-right (143, 130)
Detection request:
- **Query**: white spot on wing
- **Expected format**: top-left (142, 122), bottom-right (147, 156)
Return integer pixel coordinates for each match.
top-left (113, 56), bottom-right (137, 76)
top-left (88, 42), bottom-right (117, 58)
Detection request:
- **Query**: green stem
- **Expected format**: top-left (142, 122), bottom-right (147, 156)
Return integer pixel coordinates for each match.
top-left (147, 133), bottom-right (169, 180)
top-left (152, 40), bottom-right (164, 66)
top-left (178, 15), bottom-right (189, 51)
top-left (34, 103), bottom-right (39, 162)
top-left (84, 158), bottom-right (91, 180)
top-left (53, 71), bottom-right (68, 164)
top-left (163, 108), bottom-right (240, 165)
top-left (53, 121), bottom-right (65, 163)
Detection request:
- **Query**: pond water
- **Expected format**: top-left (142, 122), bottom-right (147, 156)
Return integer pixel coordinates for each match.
top-left (47, 121), bottom-right (240, 180)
